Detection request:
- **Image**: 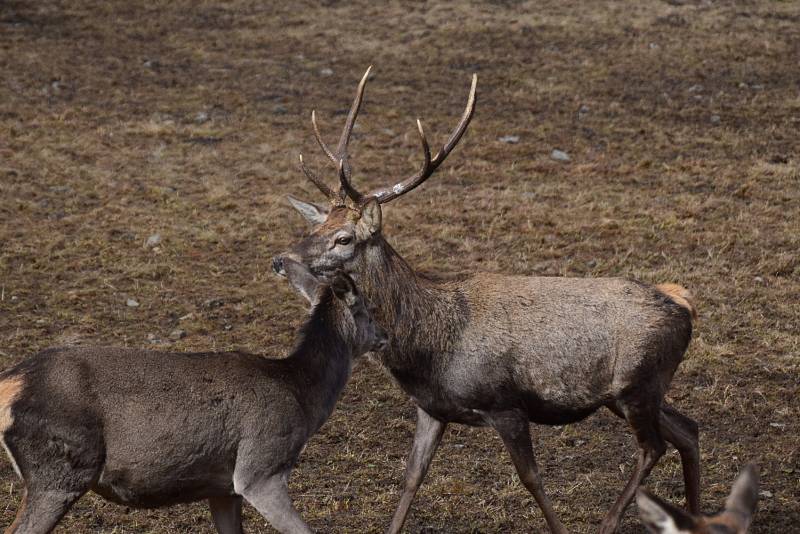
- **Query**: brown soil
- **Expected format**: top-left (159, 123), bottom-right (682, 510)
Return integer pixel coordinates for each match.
top-left (1, 1), bottom-right (798, 532)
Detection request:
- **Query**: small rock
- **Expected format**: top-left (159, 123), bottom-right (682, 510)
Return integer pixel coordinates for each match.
top-left (203, 298), bottom-right (224, 309)
top-left (769, 422), bottom-right (785, 429)
top-left (710, 115), bottom-right (721, 125)
top-left (759, 490), bottom-right (773, 499)
top-left (145, 233), bottom-right (162, 248)
top-left (578, 104), bottom-right (590, 118)
top-left (35, 318), bottom-right (46, 325)
top-left (498, 135), bottom-right (520, 144)
top-left (179, 313), bottom-right (194, 321)
top-left (126, 298), bottom-right (140, 307)
top-left (224, 324), bottom-right (233, 331)
top-left (10, 296), bottom-right (18, 302)
top-left (272, 104), bottom-right (287, 115)
top-left (146, 333), bottom-right (157, 342)
top-left (649, 42), bottom-right (660, 50)
top-left (49, 185), bottom-right (73, 194)
top-left (551, 149), bottom-right (571, 162)
top-left (586, 259), bottom-right (597, 268)
top-left (320, 68), bottom-right (334, 76)
top-left (194, 111), bottom-right (209, 124)
top-left (169, 329), bottom-right (186, 341)
top-left (688, 84), bottom-right (703, 93)
top-left (754, 276), bottom-right (765, 284)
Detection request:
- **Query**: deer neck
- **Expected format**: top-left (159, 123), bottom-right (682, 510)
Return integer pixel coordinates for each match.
top-left (352, 236), bottom-right (466, 374)
top-left (286, 294), bottom-right (354, 432)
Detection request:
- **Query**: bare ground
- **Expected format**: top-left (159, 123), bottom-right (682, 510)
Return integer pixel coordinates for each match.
top-left (0, 1), bottom-right (798, 532)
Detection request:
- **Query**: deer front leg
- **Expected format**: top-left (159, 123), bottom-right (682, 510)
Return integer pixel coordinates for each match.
top-left (239, 472), bottom-right (313, 534)
top-left (209, 496), bottom-right (244, 534)
top-left (387, 406), bottom-right (446, 534)
top-left (488, 411), bottom-right (569, 534)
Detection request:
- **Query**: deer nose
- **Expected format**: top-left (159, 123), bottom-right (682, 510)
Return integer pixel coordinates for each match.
top-left (373, 330), bottom-right (389, 352)
top-left (272, 256), bottom-right (286, 276)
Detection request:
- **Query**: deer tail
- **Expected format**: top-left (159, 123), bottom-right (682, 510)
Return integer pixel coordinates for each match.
top-left (656, 283), bottom-right (698, 321)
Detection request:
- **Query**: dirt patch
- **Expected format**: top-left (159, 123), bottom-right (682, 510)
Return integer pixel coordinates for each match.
top-left (1, 0), bottom-right (798, 532)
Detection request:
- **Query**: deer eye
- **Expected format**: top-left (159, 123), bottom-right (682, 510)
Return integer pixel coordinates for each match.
top-left (335, 235), bottom-right (353, 246)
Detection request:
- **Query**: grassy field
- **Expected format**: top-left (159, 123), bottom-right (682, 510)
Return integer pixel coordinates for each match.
top-left (1, 0), bottom-right (798, 532)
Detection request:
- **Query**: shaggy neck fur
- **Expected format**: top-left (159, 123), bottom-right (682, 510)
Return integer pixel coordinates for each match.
top-left (350, 236), bottom-right (468, 374)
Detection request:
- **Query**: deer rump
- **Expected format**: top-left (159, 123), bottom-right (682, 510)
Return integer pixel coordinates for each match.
top-left (388, 274), bottom-right (693, 427)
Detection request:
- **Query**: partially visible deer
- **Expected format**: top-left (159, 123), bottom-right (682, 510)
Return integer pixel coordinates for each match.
top-left (274, 67), bottom-right (701, 533)
top-left (638, 464), bottom-right (759, 534)
top-left (0, 260), bottom-right (387, 534)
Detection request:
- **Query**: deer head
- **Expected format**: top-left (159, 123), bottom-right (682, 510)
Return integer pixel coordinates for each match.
top-left (273, 66), bottom-right (476, 277)
top-left (637, 464), bottom-right (759, 534)
top-left (282, 257), bottom-right (388, 354)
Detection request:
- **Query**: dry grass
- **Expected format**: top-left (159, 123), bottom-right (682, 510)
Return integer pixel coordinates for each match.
top-left (1, 0), bottom-right (798, 532)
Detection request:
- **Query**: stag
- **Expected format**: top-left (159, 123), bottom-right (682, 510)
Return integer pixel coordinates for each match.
top-left (273, 67), bottom-right (701, 533)
top-left (0, 261), bottom-right (387, 534)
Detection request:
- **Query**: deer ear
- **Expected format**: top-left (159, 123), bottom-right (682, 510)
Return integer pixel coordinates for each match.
top-left (283, 258), bottom-right (324, 306)
top-left (357, 199), bottom-right (382, 238)
top-left (725, 464), bottom-right (759, 519)
top-left (636, 489), bottom-right (696, 534)
top-left (330, 272), bottom-right (358, 307)
top-left (287, 195), bottom-right (330, 225)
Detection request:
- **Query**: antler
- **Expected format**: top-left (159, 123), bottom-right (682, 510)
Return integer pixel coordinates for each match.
top-left (367, 73), bottom-right (477, 204)
top-left (298, 68), bottom-right (476, 208)
top-left (299, 66), bottom-right (372, 206)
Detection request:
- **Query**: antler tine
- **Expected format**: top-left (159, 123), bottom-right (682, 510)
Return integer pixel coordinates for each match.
top-left (299, 154), bottom-right (342, 204)
top-left (369, 73), bottom-right (477, 204)
top-left (337, 159), bottom-right (363, 206)
top-left (336, 65), bottom-right (372, 158)
top-left (311, 110), bottom-right (337, 164)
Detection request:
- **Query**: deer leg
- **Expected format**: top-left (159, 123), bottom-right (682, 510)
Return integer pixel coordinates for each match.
top-left (4, 487), bottom-right (84, 534)
top-left (209, 496), bottom-right (244, 534)
top-left (660, 403), bottom-right (701, 514)
top-left (240, 472), bottom-right (312, 534)
top-left (600, 400), bottom-right (666, 534)
top-left (488, 411), bottom-right (568, 534)
top-left (387, 406), bottom-right (446, 534)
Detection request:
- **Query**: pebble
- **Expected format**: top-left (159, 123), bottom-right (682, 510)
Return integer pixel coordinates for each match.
top-left (145, 233), bottom-right (162, 248)
top-left (194, 111), bottom-right (209, 124)
top-left (320, 68), bottom-right (333, 76)
top-left (126, 298), bottom-right (140, 307)
top-left (498, 135), bottom-right (520, 144)
top-left (759, 490), bottom-right (773, 499)
top-left (273, 104), bottom-right (287, 115)
top-left (169, 329), bottom-right (186, 341)
top-left (710, 115), bottom-right (721, 125)
top-left (551, 149), bottom-right (571, 162)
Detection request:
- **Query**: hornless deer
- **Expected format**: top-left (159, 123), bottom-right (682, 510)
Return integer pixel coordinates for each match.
top-left (0, 260), bottom-right (387, 534)
top-left (637, 464), bottom-right (759, 534)
top-left (273, 68), bottom-right (701, 533)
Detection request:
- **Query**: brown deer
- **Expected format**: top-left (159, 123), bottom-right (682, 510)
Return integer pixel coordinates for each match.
top-left (273, 67), bottom-right (701, 534)
top-left (0, 260), bottom-right (387, 534)
top-left (637, 464), bottom-right (759, 534)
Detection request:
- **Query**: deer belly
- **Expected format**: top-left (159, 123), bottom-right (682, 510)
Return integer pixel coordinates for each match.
top-left (93, 457), bottom-right (235, 507)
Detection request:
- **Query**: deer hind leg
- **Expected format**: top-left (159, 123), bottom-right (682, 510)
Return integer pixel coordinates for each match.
top-left (659, 403), bottom-right (701, 514)
top-left (488, 411), bottom-right (568, 534)
top-left (209, 496), bottom-right (244, 534)
top-left (387, 406), bottom-right (446, 534)
top-left (600, 398), bottom-right (667, 534)
top-left (4, 487), bottom-right (86, 534)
